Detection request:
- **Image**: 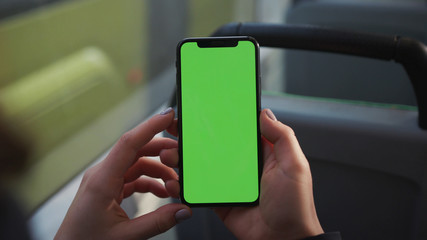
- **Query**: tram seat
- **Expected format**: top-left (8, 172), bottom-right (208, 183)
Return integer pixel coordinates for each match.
top-left (281, 2), bottom-right (427, 239)
top-left (267, 94), bottom-right (427, 240)
top-left (285, 1), bottom-right (427, 106)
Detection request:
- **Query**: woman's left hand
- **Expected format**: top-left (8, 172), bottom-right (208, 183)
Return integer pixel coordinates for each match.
top-left (55, 108), bottom-right (191, 240)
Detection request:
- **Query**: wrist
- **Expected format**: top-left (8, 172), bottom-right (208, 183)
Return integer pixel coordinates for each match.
top-left (260, 220), bottom-right (323, 240)
top-left (272, 216), bottom-right (324, 240)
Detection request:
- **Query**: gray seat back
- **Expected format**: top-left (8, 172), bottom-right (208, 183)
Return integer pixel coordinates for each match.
top-left (285, 1), bottom-right (427, 105)
top-left (265, 94), bottom-right (427, 240)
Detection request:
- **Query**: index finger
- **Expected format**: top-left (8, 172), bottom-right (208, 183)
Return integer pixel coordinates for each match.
top-left (102, 108), bottom-right (175, 178)
top-left (166, 118), bottom-right (178, 137)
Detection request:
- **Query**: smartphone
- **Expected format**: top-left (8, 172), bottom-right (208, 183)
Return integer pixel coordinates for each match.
top-left (176, 36), bottom-right (261, 206)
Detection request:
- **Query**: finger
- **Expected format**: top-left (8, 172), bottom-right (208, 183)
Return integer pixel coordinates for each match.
top-left (102, 108), bottom-right (175, 178)
top-left (137, 137), bottom-right (177, 157)
top-left (166, 118), bottom-right (178, 137)
top-left (260, 109), bottom-right (308, 173)
top-left (126, 204), bottom-right (192, 239)
top-left (124, 157), bottom-right (178, 184)
top-left (160, 148), bottom-right (179, 168)
top-left (262, 135), bottom-right (273, 160)
top-left (123, 177), bottom-right (169, 198)
top-left (165, 180), bottom-right (180, 199)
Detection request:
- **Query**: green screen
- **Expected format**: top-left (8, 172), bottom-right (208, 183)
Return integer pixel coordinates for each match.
top-left (179, 39), bottom-right (260, 204)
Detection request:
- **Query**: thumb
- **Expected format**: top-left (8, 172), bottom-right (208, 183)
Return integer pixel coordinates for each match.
top-left (126, 204), bottom-right (192, 239)
top-left (260, 109), bottom-right (308, 175)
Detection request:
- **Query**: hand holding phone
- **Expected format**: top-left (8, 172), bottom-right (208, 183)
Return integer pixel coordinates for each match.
top-left (214, 109), bottom-right (325, 240)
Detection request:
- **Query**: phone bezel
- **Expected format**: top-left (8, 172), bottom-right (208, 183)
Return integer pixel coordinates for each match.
top-left (176, 36), bottom-right (262, 207)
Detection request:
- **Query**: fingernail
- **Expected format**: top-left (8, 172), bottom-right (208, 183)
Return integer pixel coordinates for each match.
top-left (175, 209), bottom-right (191, 223)
top-left (160, 107), bottom-right (173, 115)
top-left (266, 108), bottom-right (277, 121)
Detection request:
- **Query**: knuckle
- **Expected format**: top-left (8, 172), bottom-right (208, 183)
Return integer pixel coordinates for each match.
top-left (119, 131), bottom-right (134, 146)
top-left (82, 166), bottom-right (95, 183)
top-left (276, 124), bottom-right (297, 146)
top-left (81, 164), bottom-right (103, 191)
top-left (155, 218), bottom-right (171, 234)
top-left (281, 124), bottom-right (296, 138)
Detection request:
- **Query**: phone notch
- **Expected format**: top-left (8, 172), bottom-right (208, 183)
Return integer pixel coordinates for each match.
top-left (197, 39), bottom-right (238, 48)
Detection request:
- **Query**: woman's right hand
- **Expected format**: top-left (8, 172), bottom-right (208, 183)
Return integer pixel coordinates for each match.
top-left (163, 109), bottom-right (324, 240)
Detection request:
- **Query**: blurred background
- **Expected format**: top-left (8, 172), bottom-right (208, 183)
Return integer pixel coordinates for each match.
top-left (0, 0), bottom-right (425, 239)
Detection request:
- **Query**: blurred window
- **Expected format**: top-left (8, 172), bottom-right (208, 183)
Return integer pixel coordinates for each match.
top-left (0, 0), bottom-right (268, 216)
top-left (0, 0), bottom-right (70, 20)
top-left (0, 0), bottom-right (148, 212)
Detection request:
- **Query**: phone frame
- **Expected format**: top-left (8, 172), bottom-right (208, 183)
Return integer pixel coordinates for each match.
top-left (176, 36), bottom-right (262, 207)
